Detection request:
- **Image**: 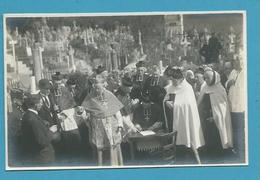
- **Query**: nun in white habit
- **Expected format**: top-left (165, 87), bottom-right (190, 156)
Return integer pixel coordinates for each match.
top-left (198, 68), bottom-right (233, 150)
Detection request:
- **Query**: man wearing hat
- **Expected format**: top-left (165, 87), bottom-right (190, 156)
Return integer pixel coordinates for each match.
top-left (94, 65), bottom-right (108, 77)
top-left (38, 79), bottom-right (57, 127)
top-left (107, 70), bottom-right (121, 93)
top-left (194, 67), bottom-right (206, 99)
top-left (71, 67), bottom-right (94, 106)
top-left (115, 75), bottom-right (139, 135)
top-left (20, 94), bottom-right (55, 164)
top-left (115, 75), bottom-right (136, 117)
top-left (66, 77), bottom-right (78, 102)
top-left (130, 61), bottom-right (150, 102)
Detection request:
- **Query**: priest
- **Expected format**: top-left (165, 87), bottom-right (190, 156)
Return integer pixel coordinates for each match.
top-left (51, 72), bottom-right (76, 111)
top-left (130, 61), bottom-right (149, 102)
top-left (143, 65), bottom-right (167, 105)
top-left (81, 74), bottom-right (124, 166)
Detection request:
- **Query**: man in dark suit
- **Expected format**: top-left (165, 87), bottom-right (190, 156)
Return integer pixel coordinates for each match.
top-left (200, 33), bottom-right (222, 64)
top-left (208, 33), bottom-right (222, 63)
top-left (21, 94), bottom-right (55, 165)
top-left (38, 79), bottom-right (57, 127)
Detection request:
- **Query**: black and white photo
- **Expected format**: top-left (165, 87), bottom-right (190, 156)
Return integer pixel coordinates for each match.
top-left (4, 12), bottom-right (247, 170)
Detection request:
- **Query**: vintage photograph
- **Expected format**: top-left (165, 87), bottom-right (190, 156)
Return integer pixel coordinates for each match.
top-left (4, 12), bottom-right (247, 170)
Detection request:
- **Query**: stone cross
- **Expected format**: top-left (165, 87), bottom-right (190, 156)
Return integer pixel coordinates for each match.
top-left (180, 34), bottom-right (191, 56)
top-left (138, 30), bottom-right (144, 55)
top-left (9, 39), bottom-right (18, 74)
top-left (69, 47), bottom-right (76, 71)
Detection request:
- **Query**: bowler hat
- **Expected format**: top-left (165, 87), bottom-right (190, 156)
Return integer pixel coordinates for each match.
top-left (66, 77), bottom-right (76, 85)
top-left (23, 94), bottom-right (41, 109)
top-left (52, 72), bottom-right (63, 81)
top-left (121, 76), bottom-right (133, 87)
top-left (136, 61), bottom-right (146, 68)
top-left (95, 65), bottom-right (106, 75)
top-left (38, 79), bottom-right (52, 90)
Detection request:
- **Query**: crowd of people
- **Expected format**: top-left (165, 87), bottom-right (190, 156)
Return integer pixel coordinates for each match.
top-left (10, 51), bottom-right (245, 166)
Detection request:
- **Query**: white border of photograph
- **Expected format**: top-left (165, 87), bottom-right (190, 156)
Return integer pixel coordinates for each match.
top-left (3, 10), bottom-right (248, 171)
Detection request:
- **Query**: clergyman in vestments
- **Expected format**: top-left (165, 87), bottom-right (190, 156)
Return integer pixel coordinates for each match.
top-left (81, 74), bottom-right (124, 166)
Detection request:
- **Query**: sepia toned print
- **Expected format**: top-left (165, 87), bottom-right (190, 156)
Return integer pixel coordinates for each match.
top-left (4, 11), bottom-right (247, 170)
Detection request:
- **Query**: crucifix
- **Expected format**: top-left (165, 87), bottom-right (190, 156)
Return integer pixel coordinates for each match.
top-left (82, 30), bottom-right (88, 45)
top-left (204, 28), bottom-right (211, 43)
top-left (14, 27), bottom-right (22, 47)
top-left (66, 55), bottom-right (70, 70)
top-left (180, 33), bottom-right (191, 56)
top-left (24, 37), bottom-right (32, 56)
top-left (229, 33), bottom-right (236, 44)
top-left (41, 26), bottom-right (46, 43)
top-left (179, 14), bottom-right (184, 37)
top-left (144, 107), bottom-right (151, 122)
top-left (32, 43), bottom-right (45, 83)
top-left (68, 46), bottom-right (76, 72)
top-left (9, 39), bottom-right (18, 75)
top-left (73, 20), bottom-right (77, 31)
top-left (15, 27), bottom-right (19, 37)
top-left (38, 46), bottom-right (44, 75)
top-left (89, 28), bottom-right (94, 43)
top-left (228, 26), bottom-right (236, 53)
top-left (138, 30), bottom-right (144, 55)
top-left (57, 45), bottom-right (62, 63)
